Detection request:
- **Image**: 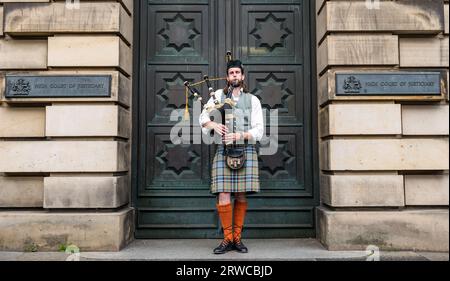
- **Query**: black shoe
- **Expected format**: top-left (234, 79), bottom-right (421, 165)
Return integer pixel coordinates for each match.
top-left (233, 239), bottom-right (248, 253)
top-left (213, 239), bottom-right (234, 254)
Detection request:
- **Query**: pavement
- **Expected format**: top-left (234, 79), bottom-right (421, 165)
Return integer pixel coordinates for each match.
top-left (0, 239), bottom-right (448, 261)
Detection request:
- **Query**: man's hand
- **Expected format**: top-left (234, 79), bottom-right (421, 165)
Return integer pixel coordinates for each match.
top-left (205, 121), bottom-right (228, 136)
top-left (223, 133), bottom-right (242, 143)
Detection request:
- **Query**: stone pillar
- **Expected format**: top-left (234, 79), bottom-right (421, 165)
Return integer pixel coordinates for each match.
top-left (316, 0), bottom-right (449, 251)
top-left (0, 0), bottom-right (134, 251)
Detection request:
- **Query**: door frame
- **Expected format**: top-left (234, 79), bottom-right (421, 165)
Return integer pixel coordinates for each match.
top-left (131, 0), bottom-right (320, 239)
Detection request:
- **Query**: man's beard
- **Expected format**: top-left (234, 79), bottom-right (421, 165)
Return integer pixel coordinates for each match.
top-left (229, 79), bottom-right (243, 88)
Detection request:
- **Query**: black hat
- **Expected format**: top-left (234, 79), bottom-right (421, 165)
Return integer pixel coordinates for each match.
top-left (226, 60), bottom-right (244, 74)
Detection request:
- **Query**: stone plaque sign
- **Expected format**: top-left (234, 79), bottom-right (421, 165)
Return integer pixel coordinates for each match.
top-left (5, 75), bottom-right (111, 98)
top-left (336, 72), bottom-right (441, 96)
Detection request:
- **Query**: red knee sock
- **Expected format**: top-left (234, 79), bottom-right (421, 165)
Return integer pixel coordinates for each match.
top-left (216, 203), bottom-right (233, 242)
top-left (233, 200), bottom-right (248, 242)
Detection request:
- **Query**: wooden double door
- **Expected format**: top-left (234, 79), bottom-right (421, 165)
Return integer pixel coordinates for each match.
top-left (134, 0), bottom-right (318, 238)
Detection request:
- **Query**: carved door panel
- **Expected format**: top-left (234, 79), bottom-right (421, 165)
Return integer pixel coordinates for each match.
top-left (135, 0), bottom-right (318, 238)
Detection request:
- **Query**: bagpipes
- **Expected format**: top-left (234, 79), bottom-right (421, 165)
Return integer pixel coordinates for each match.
top-left (182, 51), bottom-right (236, 121)
top-left (183, 51), bottom-right (246, 170)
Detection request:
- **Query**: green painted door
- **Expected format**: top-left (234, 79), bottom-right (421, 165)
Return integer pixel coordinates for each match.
top-left (134, 0), bottom-right (318, 238)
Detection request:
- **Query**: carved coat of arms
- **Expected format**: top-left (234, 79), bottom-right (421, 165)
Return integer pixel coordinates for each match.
top-left (342, 76), bottom-right (362, 94)
top-left (8, 78), bottom-right (31, 96)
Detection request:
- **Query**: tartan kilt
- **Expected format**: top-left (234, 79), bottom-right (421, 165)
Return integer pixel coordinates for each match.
top-left (211, 145), bottom-right (260, 194)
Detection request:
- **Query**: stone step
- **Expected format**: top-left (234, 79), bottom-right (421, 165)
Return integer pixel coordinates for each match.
top-left (317, 207), bottom-right (449, 252)
top-left (0, 208), bottom-right (134, 251)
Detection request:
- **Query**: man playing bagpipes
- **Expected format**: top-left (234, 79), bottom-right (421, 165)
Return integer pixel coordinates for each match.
top-left (198, 59), bottom-right (264, 254)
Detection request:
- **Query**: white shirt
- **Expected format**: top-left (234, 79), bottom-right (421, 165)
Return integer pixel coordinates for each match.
top-left (199, 88), bottom-right (264, 141)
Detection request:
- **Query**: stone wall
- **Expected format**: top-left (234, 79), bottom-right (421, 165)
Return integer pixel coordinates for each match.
top-left (0, 0), bottom-right (134, 251)
top-left (1, 0), bottom-right (448, 253)
top-left (316, 0), bottom-right (449, 251)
